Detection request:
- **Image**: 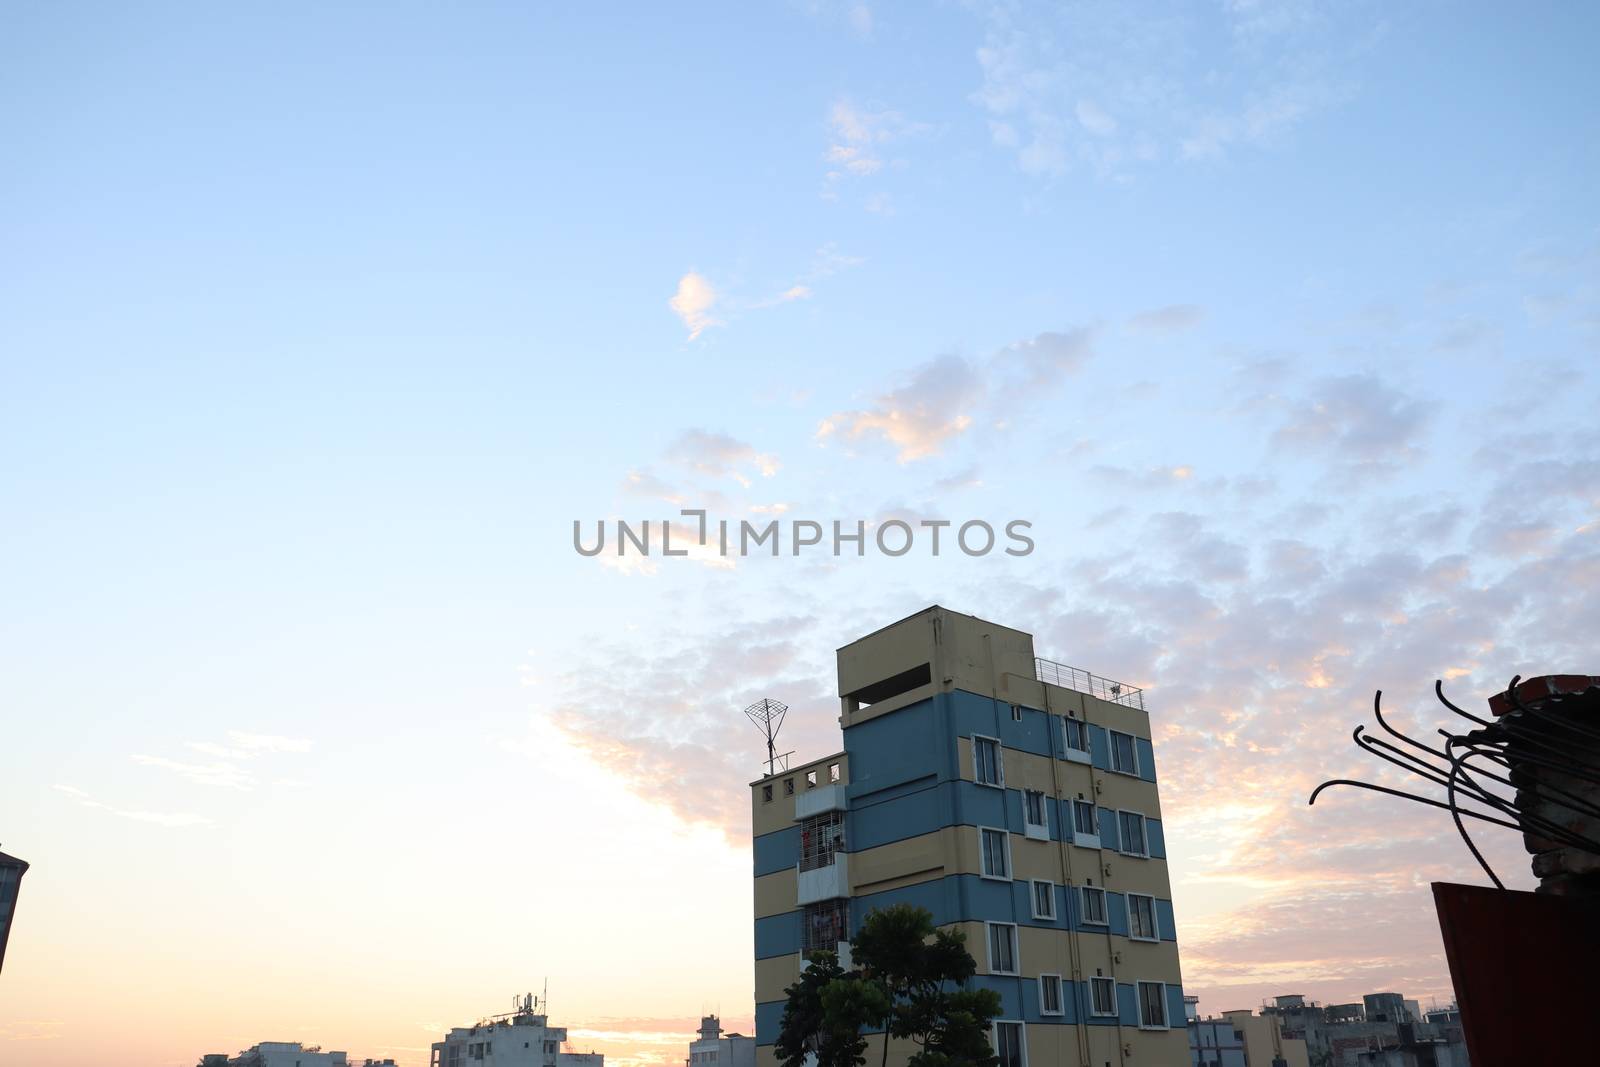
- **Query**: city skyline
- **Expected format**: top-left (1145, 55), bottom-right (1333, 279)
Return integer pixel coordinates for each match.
top-left (4, 3), bottom-right (1598, 1066)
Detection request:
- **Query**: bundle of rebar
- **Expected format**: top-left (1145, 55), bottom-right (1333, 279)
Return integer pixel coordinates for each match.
top-left (1309, 676), bottom-right (1600, 894)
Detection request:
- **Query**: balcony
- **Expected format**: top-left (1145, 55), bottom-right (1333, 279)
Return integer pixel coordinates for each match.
top-left (1034, 657), bottom-right (1144, 710)
top-left (797, 853), bottom-right (849, 905)
top-left (794, 782), bottom-right (847, 820)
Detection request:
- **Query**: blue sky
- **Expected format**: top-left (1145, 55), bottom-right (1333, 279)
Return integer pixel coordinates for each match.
top-left (3, 3), bottom-right (1599, 1065)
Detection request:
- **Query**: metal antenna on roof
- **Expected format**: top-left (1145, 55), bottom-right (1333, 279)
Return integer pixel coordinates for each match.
top-left (744, 697), bottom-right (789, 776)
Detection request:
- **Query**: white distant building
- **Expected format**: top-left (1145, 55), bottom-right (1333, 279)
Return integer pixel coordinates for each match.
top-left (685, 1016), bottom-right (753, 1067)
top-left (222, 1043), bottom-right (368, 1067)
top-left (431, 994), bottom-right (603, 1067)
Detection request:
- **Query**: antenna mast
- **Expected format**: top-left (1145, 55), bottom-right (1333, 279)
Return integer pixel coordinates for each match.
top-left (744, 697), bottom-right (789, 776)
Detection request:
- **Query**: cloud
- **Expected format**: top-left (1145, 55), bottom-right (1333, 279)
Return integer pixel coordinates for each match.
top-left (668, 272), bottom-right (720, 340)
top-left (131, 754), bottom-right (255, 790)
top-left (817, 354), bottom-right (984, 463)
top-left (1271, 373), bottom-right (1430, 472)
top-left (621, 469), bottom-right (688, 505)
top-left (182, 731), bottom-right (312, 761)
top-left (971, 3), bottom-right (1364, 177)
top-left (535, 612), bottom-right (840, 842)
top-left (224, 730), bottom-right (312, 754)
top-left (824, 99), bottom-right (926, 187)
top-left (992, 328), bottom-right (1094, 398)
top-left (1128, 304), bottom-right (1205, 333)
top-left (817, 328), bottom-right (1095, 463)
top-left (666, 430), bottom-right (780, 486)
top-left (53, 784), bottom-right (213, 827)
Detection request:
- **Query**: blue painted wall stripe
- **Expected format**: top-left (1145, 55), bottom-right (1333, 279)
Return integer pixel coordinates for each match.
top-left (754, 978), bottom-right (1187, 1045)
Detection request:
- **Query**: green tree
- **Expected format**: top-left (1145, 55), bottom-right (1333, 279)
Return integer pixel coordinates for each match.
top-left (775, 950), bottom-right (889, 1067)
top-left (776, 906), bottom-right (1001, 1067)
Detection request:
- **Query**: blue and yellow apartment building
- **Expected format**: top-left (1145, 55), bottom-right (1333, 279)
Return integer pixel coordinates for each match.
top-left (751, 606), bottom-right (1187, 1067)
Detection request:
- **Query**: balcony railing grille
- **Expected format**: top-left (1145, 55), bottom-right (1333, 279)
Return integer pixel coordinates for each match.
top-left (799, 810), bottom-right (844, 872)
top-left (1034, 657), bottom-right (1145, 710)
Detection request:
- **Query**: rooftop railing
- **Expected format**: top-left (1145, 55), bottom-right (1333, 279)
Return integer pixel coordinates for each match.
top-left (1034, 657), bottom-right (1145, 710)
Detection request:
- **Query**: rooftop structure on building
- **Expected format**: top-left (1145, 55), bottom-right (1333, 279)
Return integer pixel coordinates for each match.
top-left (431, 992), bottom-right (603, 1067)
top-left (686, 1015), bottom-right (754, 1067)
top-left (0, 846), bottom-right (28, 975)
top-left (750, 606), bottom-right (1187, 1067)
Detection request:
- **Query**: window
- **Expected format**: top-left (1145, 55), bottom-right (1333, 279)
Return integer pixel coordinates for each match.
top-left (980, 827), bottom-right (1011, 879)
top-left (806, 770), bottom-right (818, 788)
top-left (1011, 704), bottom-right (1022, 721)
top-left (1089, 976), bottom-right (1117, 1017)
top-left (1110, 730), bottom-right (1139, 775)
top-left (986, 922), bottom-right (1019, 974)
top-left (799, 810), bottom-right (845, 871)
top-left (1038, 974), bottom-right (1063, 1016)
top-left (1030, 879), bottom-right (1056, 920)
top-left (1138, 981), bottom-right (1168, 1029)
top-left (1080, 886), bottom-right (1107, 925)
top-left (974, 735), bottom-right (1003, 786)
top-left (1023, 790), bottom-right (1048, 838)
top-left (992, 1021), bottom-right (1025, 1067)
top-left (762, 784), bottom-right (773, 802)
top-left (1072, 799), bottom-right (1099, 846)
top-left (801, 898), bottom-right (849, 954)
top-left (1118, 811), bottom-right (1148, 857)
top-left (1128, 893), bottom-right (1158, 940)
top-left (784, 778), bottom-right (795, 796)
top-left (829, 762), bottom-right (841, 783)
top-left (1062, 716), bottom-right (1089, 757)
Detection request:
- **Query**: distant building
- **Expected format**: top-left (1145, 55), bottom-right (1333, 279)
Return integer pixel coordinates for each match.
top-left (431, 994), bottom-right (603, 1067)
top-left (1189, 1015), bottom-right (1248, 1066)
top-left (686, 1015), bottom-right (754, 1067)
top-left (0, 847), bottom-right (28, 974)
top-left (1186, 1000), bottom-right (1310, 1067)
top-left (216, 1043), bottom-right (364, 1067)
top-left (1259, 993), bottom-right (1468, 1067)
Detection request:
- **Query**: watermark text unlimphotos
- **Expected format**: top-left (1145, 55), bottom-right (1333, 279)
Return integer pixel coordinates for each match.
top-left (574, 510), bottom-right (1034, 559)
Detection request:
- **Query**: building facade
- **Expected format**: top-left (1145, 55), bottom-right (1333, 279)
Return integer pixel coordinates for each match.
top-left (0, 847), bottom-right (28, 975)
top-left (430, 996), bottom-right (603, 1067)
top-left (687, 1015), bottom-right (756, 1067)
top-left (751, 607), bottom-right (1188, 1067)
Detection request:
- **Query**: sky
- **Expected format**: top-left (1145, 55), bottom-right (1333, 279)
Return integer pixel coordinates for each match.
top-left (2, 1), bottom-right (1598, 1064)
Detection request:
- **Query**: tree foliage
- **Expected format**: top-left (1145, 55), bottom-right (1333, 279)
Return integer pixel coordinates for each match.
top-left (775, 950), bottom-right (888, 1067)
top-left (775, 906), bottom-right (1001, 1067)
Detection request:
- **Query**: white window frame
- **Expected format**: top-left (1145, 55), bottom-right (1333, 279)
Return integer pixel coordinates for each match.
top-left (1127, 892), bottom-right (1159, 941)
top-left (1062, 716), bottom-right (1091, 763)
top-left (1071, 799), bottom-right (1100, 849)
top-left (1023, 789), bottom-right (1049, 840)
top-left (979, 826), bottom-right (1012, 881)
top-left (985, 921), bottom-right (1020, 975)
top-left (1038, 973), bottom-right (1064, 1016)
top-left (1109, 729), bottom-right (1140, 776)
top-left (991, 1020), bottom-right (1026, 1067)
top-left (1079, 885), bottom-right (1108, 926)
top-left (1089, 976), bottom-right (1117, 1017)
top-left (1029, 879), bottom-right (1057, 920)
top-left (1137, 981), bottom-right (1168, 1030)
top-left (973, 734), bottom-right (1004, 787)
top-left (1117, 809), bottom-right (1149, 858)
